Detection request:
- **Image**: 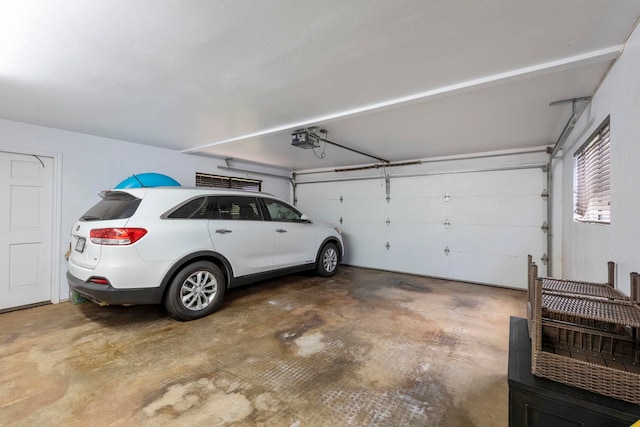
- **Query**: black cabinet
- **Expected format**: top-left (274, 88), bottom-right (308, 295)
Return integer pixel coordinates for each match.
top-left (508, 317), bottom-right (640, 427)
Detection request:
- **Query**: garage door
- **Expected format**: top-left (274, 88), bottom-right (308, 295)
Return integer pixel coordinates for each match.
top-left (0, 151), bottom-right (54, 310)
top-left (296, 168), bottom-right (547, 289)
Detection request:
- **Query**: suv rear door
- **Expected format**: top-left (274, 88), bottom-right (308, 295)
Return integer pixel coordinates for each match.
top-left (207, 196), bottom-right (274, 277)
top-left (69, 191), bottom-right (142, 269)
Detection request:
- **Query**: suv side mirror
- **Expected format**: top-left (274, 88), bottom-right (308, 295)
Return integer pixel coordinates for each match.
top-left (300, 214), bottom-right (312, 223)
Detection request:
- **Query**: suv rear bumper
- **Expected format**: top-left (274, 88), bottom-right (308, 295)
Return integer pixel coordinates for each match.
top-left (67, 271), bottom-right (164, 305)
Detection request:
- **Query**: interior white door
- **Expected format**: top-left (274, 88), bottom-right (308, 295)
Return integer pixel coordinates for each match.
top-left (0, 152), bottom-right (54, 309)
top-left (296, 168), bottom-right (547, 289)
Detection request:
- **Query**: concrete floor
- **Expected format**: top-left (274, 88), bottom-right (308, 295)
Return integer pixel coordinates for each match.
top-left (0, 266), bottom-right (526, 426)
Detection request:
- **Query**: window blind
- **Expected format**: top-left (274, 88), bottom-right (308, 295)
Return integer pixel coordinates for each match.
top-left (573, 117), bottom-right (610, 224)
top-left (196, 173), bottom-right (262, 192)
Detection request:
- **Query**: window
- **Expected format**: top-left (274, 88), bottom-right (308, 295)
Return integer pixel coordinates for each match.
top-left (166, 197), bottom-right (215, 219)
top-left (213, 196), bottom-right (262, 221)
top-left (80, 192), bottom-right (141, 221)
top-left (263, 198), bottom-right (303, 222)
top-left (573, 116), bottom-right (610, 224)
top-left (196, 173), bottom-right (262, 192)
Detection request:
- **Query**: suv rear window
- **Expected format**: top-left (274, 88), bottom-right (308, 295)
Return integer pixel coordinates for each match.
top-left (213, 196), bottom-right (262, 220)
top-left (80, 192), bottom-right (141, 221)
top-left (167, 196), bottom-right (216, 219)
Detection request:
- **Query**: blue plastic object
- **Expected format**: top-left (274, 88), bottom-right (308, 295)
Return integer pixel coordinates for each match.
top-left (115, 173), bottom-right (181, 189)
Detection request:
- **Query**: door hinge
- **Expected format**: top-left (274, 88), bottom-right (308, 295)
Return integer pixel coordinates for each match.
top-left (541, 221), bottom-right (549, 233)
top-left (339, 216), bottom-right (343, 224)
top-left (541, 254), bottom-right (549, 265)
top-left (385, 175), bottom-right (391, 203)
top-left (386, 218), bottom-right (391, 226)
top-left (444, 246), bottom-right (450, 256)
top-left (386, 242), bottom-right (390, 251)
top-left (444, 219), bottom-right (450, 229)
top-left (541, 189), bottom-right (549, 199)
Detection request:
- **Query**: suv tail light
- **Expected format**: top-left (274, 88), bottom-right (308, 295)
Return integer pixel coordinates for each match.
top-left (89, 228), bottom-right (147, 245)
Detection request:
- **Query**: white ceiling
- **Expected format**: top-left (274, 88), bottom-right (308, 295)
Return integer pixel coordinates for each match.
top-left (1, 1), bottom-right (639, 171)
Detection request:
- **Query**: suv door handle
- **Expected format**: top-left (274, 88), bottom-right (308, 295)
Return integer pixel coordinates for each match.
top-left (275, 229), bottom-right (287, 233)
top-left (215, 229), bottom-right (232, 234)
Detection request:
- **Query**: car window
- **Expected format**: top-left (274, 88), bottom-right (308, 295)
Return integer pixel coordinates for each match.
top-left (167, 196), bottom-right (216, 219)
top-left (263, 199), bottom-right (303, 222)
top-left (213, 196), bottom-right (262, 221)
top-left (80, 192), bottom-right (141, 221)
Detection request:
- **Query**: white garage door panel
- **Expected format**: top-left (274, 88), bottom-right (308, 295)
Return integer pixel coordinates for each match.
top-left (344, 242), bottom-right (388, 268)
top-left (448, 195), bottom-right (543, 226)
top-left (297, 199), bottom-right (340, 222)
top-left (338, 179), bottom-right (385, 199)
top-left (389, 223), bottom-right (448, 251)
top-left (390, 224), bottom-right (542, 258)
top-left (443, 251), bottom-right (526, 288)
top-left (296, 182), bottom-right (340, 200)
top-left (342, 222), bottom-right (386, 245)
top-left (392, 176), bottom-right (450, 197)
top-left (389, 248), bottom-right (525, 288)
top-left (389, 246), bottom-right (452, 278)
top-left (389, 197), bottom-right (448, 223)
top-left (342, 199), bottom-right (387, 222)
top-left (439, 169), bottom-right (542, 196)
top-left (296, 167), bottom-right (546, 289)
top-left (392, 169), bottom-right (542, 197)
top-left (448, 225), bottom-right (543, 256)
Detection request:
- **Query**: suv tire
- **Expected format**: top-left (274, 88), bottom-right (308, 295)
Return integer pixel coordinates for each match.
top-left (165, 261), bottom-right (226, 321)
top-left (316, 243), bottom-right (339, 277)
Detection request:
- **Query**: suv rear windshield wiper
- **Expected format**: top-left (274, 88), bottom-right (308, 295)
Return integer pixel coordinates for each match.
top-left (80, 215), bottom-right (102, 221)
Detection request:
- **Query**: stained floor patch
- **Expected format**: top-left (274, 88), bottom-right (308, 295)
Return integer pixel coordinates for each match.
top-left (0, 266), bottom-right (526, 426)
top-left (142, 377), bottom-right (253, 424)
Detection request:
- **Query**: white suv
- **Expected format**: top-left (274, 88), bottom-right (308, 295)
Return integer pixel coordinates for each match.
top-left (67, 187), bottom-right (343, 320)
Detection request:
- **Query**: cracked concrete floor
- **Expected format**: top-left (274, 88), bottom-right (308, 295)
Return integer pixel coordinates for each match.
top-left (0, 266), bottom-right (526, 426)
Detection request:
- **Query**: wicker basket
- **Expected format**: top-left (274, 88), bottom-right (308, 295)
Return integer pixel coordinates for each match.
top-left (532, 351), bottom-right (640, 404)
top-left (542, 278), bottom-right (628, 301)
top-left (531, 276), bottom-right (640, 405)
top-left (526, 257), bottom-right (622, 339)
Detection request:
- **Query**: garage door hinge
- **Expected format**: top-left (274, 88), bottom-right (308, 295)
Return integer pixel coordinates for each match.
top-left (444, 193), bottom-right (450, 202)
top-left (340, 195), bottom-right (343, 203)
top-left (386, 218), bottom-right (390, 225)
top-left (444, 219), bottom-right (450, 229)
top-left (385, 175), bottom-right (391, 203)
top-left (339, 217), bottom-right (343, 224)
top-left (444, 246), bottom-right (450, 255)
top-left (386, 242), bottom-right (390, 251)
top-left (541, 221), bottom-right (549, 232)
top-left (541, 189), bottom-right (549, 199)
top-left (541, 254), bottom-right (548, 265)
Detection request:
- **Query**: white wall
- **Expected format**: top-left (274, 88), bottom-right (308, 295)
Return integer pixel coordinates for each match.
top-left (561, 23), bottom-right (640, 295)
top-left (0, 119), bottom-right (292, 302)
